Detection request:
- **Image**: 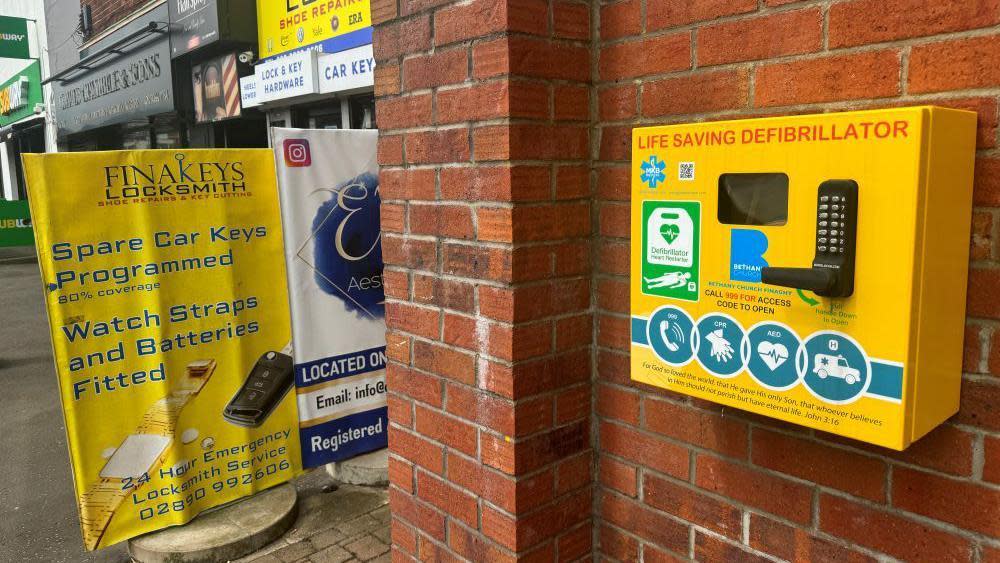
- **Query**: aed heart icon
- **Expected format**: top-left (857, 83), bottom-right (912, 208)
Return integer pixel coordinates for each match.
top-left (757, 341), bottom-right (789, 370)
top-left (660, 224), bottom-right (680, 244)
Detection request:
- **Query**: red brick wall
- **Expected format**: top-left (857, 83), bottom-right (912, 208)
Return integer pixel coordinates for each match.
top-left (373, 0), bottom-right (1000, 559)
top-left (372, 0), bottom-right (594, 559)
top-left (82, 0), bottom-right (154, 38)
top-left (594, 1), bottom-right (1000, 562)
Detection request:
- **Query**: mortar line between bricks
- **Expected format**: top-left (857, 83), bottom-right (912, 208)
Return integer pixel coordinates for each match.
top-left (820, 487), bottom-right (1000, 548)
top-left (687, 525), bottom-right (697, 559)
top-left (741, 510), bottom-right (751, 545)
top-left (398, 392), bottom-right (592, 448)
top-left (597, 22), bottom-right (1000, 61)
top-left (395, 315), bottom-right (594, 356)
top-left (596, 0), bottom-right (865, 51)
top-left (386, 231), bottom-right (598, 249)
top-left (599, 506), bottom-right (899, 563)
top-left (694, 526), bottom-right (785, 563)
top-left (820, 2), bottom-right (829, 52)
top-left (972, 433), bottom-right (986, 481)
top-left (399, 198), bottom-right (595, 211)
top-left (900, 45), bottom-right (910, 97)
top-left (597, 407), bottom-right (1000, 501)
top-left (390, 372), bottom-right (590, 420)
top-left (596, 370), bottom-right (1000, 468)
top-left (383, 268), bottom-right (594, 292)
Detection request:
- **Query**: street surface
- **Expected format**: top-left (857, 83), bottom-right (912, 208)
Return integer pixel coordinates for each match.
top-left (0, 248), bottom-right (391, 563)
top-left (0, 247), bottom-right (130, 562)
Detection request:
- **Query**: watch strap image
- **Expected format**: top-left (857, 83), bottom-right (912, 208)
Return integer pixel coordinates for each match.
top-left (78, 359), bottom-right (217, 550)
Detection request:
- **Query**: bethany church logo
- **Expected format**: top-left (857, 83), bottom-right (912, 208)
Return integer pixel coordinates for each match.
top-left (640, 155), bottom-right (666, 189)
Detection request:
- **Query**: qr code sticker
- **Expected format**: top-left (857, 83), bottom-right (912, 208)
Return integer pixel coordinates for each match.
top-left (678, 162), bottom-right (695, 181)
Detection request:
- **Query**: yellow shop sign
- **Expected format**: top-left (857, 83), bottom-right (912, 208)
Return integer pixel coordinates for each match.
top-left (630, 107), bottom-right (976, 450)
top-left (257, 0), bottom-right (372, 60)
top-left (24, 149), bottom-right (302, 549)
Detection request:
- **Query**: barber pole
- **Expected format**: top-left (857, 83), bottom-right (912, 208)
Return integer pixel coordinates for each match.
top-left (223, 54), bottom-right (240, 118)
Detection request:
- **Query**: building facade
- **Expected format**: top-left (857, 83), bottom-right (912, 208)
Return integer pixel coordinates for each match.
top-left (0, 0), bottom-right (54, 201)
top-left (44, 0), bottom-right (263, 150)
top-left (239, 0), bottom-right (377, 133)
top-left (42, 0), bottom-right (377, 151)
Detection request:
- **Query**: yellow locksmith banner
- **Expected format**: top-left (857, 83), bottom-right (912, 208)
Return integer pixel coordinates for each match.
top-left (257, 0), bottom-right (372, 60)
top-left (23, 149), bottom-right (302, 550)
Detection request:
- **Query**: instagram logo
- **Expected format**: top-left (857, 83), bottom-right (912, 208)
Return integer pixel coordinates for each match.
top-left (284, 139), bottom-right (312, 167)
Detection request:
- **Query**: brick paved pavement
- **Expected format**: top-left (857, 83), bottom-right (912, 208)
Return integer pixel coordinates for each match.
top-left (236, 471), bottom-right (389, 563)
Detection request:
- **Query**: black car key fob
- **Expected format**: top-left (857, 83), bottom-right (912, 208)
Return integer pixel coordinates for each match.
top-left (223, 351), bottom-right (294, 427)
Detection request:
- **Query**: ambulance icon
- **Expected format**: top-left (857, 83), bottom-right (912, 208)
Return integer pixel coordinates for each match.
top-left (812, 353), bottom-right (861, 385)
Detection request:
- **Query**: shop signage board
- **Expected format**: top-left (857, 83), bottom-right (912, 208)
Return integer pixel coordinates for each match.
top-left (23, 148), bottom-right (302, 550)
top-left (247, 49), bottom-right (319, 105)
top-left (239, 74), bottom-right (259, 108)
top-left (272, 128), bottom-right (386, 467)
top-left (240, 45), bottom-right (373, 109)
top-left (0, 60), bottom-right (42, 127)
top-left (0, 16), bottom-right (30, 59)
top-left (0, 199), bottom-right (32, 247)
top-left (629, 107), bottom-right (976, 450)
top-left (168, 0), bottom-right (221, 57)
top-left (192, 53), bottom-right (242, 122)
top-left (317, 44), bottom-right (375, 94)
top-left (51, 4), bottom-right (174, 136)
top-left (256, 0), bottom-right (372, 60)
top-left (168, 0), bottom-right (259, 58)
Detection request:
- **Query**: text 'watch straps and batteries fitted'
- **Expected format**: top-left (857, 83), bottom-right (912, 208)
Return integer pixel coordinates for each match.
top-left (77, 360), bottom-right (216, 550)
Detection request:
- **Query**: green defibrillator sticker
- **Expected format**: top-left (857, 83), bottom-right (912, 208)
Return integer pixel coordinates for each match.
top-left (641, 200), bottom-right (700, 301)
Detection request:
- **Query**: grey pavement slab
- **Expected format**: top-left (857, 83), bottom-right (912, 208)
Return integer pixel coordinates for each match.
top-left (129, 483), bottom-right (298, 563)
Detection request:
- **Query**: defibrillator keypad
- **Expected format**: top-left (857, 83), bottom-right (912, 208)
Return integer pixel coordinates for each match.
top-left (761, 179), bottom-right (859, 298)
top-left (815, 181), bottom-right (857, 265)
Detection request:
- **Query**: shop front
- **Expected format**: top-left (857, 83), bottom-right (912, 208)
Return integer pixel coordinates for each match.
top-left (240, 0), bottom-right (375, 134)
top-left (0, 59), bottom-right (45, 200)
top-left (168, 0), bottom-right (265, 148)
top-left (49, 3), bottom-right (180, 151)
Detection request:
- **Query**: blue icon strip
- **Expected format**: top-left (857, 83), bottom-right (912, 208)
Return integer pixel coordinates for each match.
top-left (630, 315), bottom-right (903, 401)
top-left (865, 361), bottom-right (904, 402)
top-left (631, 317), bottom-right (650, 346)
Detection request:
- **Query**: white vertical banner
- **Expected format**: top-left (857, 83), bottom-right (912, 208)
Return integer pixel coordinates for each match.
top-left (272, 128), bottom-right (387, 468)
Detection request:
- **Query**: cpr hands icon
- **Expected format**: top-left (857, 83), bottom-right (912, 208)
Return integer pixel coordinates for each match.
top-left (705, 329), bottom-right (734, 362)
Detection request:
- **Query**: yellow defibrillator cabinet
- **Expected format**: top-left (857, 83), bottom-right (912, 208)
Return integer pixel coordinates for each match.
top-left (629, 107), bottom-right (976, 449)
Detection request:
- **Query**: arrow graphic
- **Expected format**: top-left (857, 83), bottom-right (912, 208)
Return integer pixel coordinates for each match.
top-left (796, 288), bottom-right (819, 307)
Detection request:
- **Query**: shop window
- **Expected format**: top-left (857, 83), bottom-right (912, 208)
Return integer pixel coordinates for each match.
top-left (310, 106), bottom-right (342, 129)
top-left (349, 94), bottom-right (376, 129)
top-left (153, 115), bottom-right (184, 149)
top-left (122, 119), bottom-right (153, 150)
